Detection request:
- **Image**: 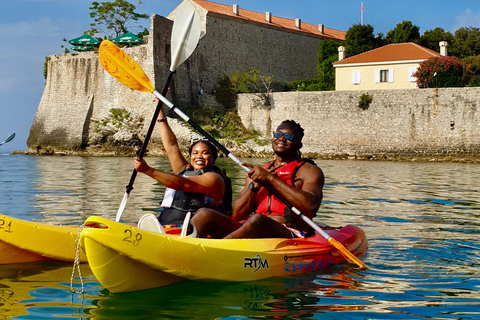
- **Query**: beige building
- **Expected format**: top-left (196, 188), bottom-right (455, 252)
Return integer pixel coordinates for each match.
top-left (333, 42), bottom-right (447, 91)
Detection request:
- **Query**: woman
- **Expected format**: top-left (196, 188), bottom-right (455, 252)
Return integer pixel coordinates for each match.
top-left (134, 98), bottom-right (231, 226)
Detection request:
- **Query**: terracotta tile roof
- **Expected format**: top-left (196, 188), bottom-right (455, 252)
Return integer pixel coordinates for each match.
top-left (333, 42), bottom-right (441, 66)
top-left (192, 0), bottom-right (346, 41)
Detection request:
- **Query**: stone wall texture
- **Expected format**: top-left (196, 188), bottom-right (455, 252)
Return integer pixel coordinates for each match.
top-left (27, 12), bottom-right (480, 160)
top-left (237, 87), bottom-right (480, 160)
top-left (27, 12), bottom-right (324, 153)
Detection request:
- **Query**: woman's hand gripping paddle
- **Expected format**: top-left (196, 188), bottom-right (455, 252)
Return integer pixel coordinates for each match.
top-left (98, 9), bottom-right (367, 270)
top-left (0, 133), bottom-right (15, 147)
top-left (98, 2), bottom-right (201, 222)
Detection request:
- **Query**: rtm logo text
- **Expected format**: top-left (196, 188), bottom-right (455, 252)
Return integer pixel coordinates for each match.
top-left (244, 254), bottom-right (269, 272)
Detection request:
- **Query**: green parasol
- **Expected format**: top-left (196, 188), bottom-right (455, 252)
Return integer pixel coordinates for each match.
top-left (68, 34), bottom-right (101, 46)
top-left (71, 46), bottom-right (95, 52)
top-left (111, 32), bottom-right (142, 46)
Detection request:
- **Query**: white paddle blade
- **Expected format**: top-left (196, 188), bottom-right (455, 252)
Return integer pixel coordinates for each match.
top-left (116, 192), bottom-right (129, 222)
top-left (170, 2), bottom-right (202, 71)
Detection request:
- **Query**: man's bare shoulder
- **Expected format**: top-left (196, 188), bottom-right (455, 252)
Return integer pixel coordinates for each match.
top-left (300, 160), bottom-right (323, 173)
top-left (298, 160), bottom-right (324, 181)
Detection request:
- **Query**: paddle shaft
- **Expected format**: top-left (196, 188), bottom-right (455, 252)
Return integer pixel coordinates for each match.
top-left (125, 71), bottom-right (174, 194)
top-left (0, 133), bottom-right (15, 146)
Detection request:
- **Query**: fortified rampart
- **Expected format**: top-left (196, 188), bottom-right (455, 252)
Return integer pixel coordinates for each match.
top-left (238, 87), bottom-right (480, 160)
top-left (27, 11), bottom-right (480, 161)
top-left (27, 10), bottom-right (325, 153)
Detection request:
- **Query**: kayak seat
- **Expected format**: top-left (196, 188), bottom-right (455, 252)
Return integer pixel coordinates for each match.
top-left (138, 213), bottom-right (165, 233)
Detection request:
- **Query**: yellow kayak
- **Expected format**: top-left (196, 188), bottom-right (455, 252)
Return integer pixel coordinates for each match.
top-left (0, 214), bottom-right (86, 264)
top-left (80, 216), bottom-right (368, 293)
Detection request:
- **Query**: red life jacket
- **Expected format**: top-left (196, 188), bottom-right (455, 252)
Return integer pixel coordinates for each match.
top-left (254, 160), bottom-right (305, 218)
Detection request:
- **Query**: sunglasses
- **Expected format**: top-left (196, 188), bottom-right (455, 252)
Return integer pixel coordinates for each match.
top-left (190, 137), bottom-right (210, 144)
top-left (272, 131), bottom-right (295, 141)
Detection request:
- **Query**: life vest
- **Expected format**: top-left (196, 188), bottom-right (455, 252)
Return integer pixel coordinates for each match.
top-left (253, 160), bottom-right (305, 221)
top-left (158, 165), bottom-right (232, 225)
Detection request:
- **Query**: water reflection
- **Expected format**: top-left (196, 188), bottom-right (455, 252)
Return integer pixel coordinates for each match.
top-left (1, 155), bottom-right (480, 319)
top-left (0, 262), bottom-right (94, 319)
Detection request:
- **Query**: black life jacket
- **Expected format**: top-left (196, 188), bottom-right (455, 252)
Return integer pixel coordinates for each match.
top-left (158, 165), bottom-right (232, 225)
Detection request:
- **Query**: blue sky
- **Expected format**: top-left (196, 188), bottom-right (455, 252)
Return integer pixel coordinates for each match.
top-left (1, 0), bottom-right (479, 153)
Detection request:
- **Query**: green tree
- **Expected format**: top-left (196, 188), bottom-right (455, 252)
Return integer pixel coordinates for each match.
top-left (316, 40), bottom-right (338, 91)
top-left (386, 21), bottom-right (420, 43)
top-left (87, 0), bottom-right (148, 38)
top-left (413, 56), bottom-right (464, 88)
top-left (464, 55), bottom-right (480, 86)
top-left (344, 24), bottom-right (383, 57)
top-left (214, 75), bottom-right (237, 109)
top-left (419, 27), bottom-right (454, 52)
top-left (451, 27), bottom-right (480, 58)
top-left (231, 68), bottom-right (274, 105)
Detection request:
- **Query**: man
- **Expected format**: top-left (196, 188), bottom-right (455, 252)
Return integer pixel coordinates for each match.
top-left (191, 120), bottom-right (324, 238)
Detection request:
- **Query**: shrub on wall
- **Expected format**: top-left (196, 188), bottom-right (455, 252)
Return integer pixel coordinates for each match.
top-left (287, 78), bottom-right (322, 91)
top-left (413, 56), bottom-right (464, 88)
top-left (358, 93), bottom-right (372, 110)
top-left (43, 56), bottom-right (51, 80)
top-left (91, 108), bottom-right (144, 146)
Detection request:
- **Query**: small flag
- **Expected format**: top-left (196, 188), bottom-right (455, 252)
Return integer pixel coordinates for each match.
top-left (361, 2), bottom-right (364, 12)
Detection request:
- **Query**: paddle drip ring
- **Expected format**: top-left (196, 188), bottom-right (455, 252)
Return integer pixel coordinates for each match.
top-left (70, 224), bottom-right (85, 294)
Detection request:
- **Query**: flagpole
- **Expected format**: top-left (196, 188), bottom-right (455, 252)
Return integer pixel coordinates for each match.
top-left (361, 2), bottom-right (364, 25)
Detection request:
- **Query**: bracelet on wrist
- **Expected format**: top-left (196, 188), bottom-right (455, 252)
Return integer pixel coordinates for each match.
top-left (157, 118), bottom-right (167, 123)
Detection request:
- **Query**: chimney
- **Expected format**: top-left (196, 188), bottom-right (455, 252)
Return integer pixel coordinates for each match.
top-left (318, 24), bottom-right (324, 34)
top-left (295, 18), bottom-right (301, 29)
top-left (233, 4), bottom-right (239, 15)
top-left (439, 41), bottom-right (448, 56)
top-left (338, 46), bottom-right (346, 61)
top-left (266, 12), bottom-right (272, 23)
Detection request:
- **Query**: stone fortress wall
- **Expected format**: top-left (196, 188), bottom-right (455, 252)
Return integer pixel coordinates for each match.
top-left (237, 88), bottom-right (480, 160)
top-left (27, 9), bottom-right (480, 160)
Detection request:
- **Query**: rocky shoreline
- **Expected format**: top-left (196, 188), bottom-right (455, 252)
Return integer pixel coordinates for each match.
top-left (13, 146), bottom-right (480, 164)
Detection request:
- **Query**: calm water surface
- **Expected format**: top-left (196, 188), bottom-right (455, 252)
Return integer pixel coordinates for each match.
top-left (0, 154), bottom-right (479, 319)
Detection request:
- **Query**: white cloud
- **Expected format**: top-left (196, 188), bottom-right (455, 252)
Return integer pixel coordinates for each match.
top-left (454, 9), bottom-right (480, 30)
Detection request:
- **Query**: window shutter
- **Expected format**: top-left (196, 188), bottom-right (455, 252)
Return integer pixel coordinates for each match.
top-left (352, 70), bottom-right (361, 84)
top-left (388, 69), bottom-right (394, 83)
top-left (408, 67), bottom-right (417, 82)
top-left (375, 70), bottom-right (380, 83)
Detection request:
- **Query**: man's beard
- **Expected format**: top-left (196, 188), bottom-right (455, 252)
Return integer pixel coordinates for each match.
top-left (274, 148), bottom-right (298, 159)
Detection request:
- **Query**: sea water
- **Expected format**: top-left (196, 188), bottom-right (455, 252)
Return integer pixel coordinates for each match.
top-left (0, 154), bottom-right (479, 319)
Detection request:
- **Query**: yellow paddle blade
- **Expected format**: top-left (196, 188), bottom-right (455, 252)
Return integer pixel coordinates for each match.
top-left (329, 237), bottom-right (368, 269)
top-left (99, 40), bottom-right (154, 93)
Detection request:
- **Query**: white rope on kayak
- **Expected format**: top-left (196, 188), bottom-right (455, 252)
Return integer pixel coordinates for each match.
top-left (70, 224), bottom-right (85, 294)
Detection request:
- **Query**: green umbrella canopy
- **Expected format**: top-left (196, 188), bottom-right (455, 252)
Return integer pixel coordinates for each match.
top-left (71, 45), bottom-right (95, 52)
top-left (111, 32), bottom-right (142, 45)
top-left (68, 34), bottom-right (101, 46)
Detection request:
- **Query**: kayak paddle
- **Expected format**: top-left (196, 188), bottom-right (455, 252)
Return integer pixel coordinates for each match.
top-left (0, 133), bottom-right (15, 147)
top-left (99, 2), bottom-right (201, 222)
top-left (99, 47), bottom-right (368, 269)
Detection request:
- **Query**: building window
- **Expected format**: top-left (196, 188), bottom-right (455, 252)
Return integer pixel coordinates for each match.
top-left (375, 69), bottom-right (394, 83)
top-left (351, 70), bottom-right (361, 85)
top-left (380, 70), bottom-right (389, 82)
